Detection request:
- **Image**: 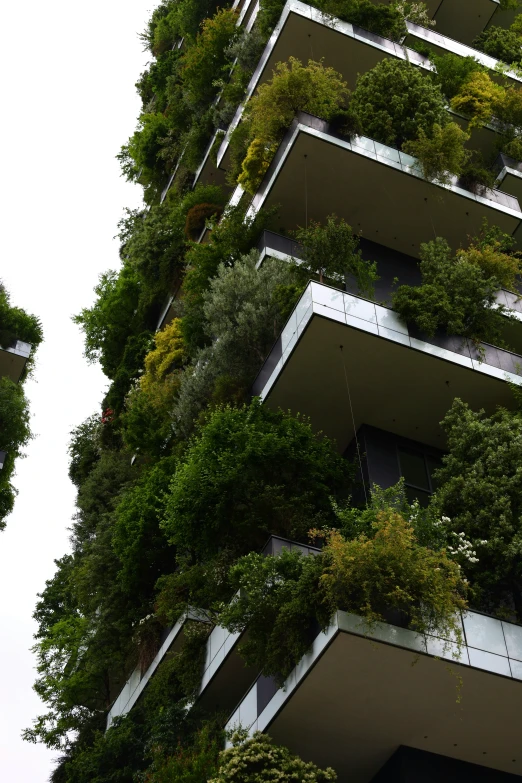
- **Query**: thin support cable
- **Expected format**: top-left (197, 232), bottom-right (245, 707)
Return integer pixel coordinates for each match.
top-left (339, 345), bottom-right (369, 507)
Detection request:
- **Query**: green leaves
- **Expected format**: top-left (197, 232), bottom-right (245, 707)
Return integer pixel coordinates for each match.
top-left (392, 231), bottom-right (515, 346)
top-left (350, 59), bottom-right (448, 148)
top-left (162, 400), bottom-right (351, 558)
top-left (431, 398), bottom-right (522, 620)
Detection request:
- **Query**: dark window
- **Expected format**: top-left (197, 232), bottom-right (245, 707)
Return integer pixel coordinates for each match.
top-left (398, 447), bottom-right (441, 507)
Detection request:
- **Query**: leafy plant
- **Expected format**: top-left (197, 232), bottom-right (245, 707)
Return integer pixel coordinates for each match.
top-left (162, 399), bottom-right (351, 558)
top-left (0, 285), bottom-right (42, 352)
top-left (402, 122), bottom-right (470, 184)
top-left (237, 57), bottom-right (350, 193)
top-left (293, 214), bottom-right (378, 292)
top-left (429, 53), bottom-right (485, 100)
top-left (392, 234), bottom-right (515, 345)
top-left (209, 731), bottom-right (337, 783)
top-left (220, 493), bottom-right (467, 680)
top-left (473, 26), bottom-right (522, 67)
top-left (350, 59), bottom-right (448, 147)
top-left (450, 71), bottom-right (505, 128)
top-left (430, 398), bottom-right (522, 621)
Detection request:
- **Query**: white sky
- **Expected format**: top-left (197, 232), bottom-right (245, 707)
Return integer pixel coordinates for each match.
top-left (0, 1), bottom-right (152, 778)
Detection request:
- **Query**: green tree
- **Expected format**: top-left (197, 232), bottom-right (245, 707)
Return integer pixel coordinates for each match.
top-left (430, 398), bottom-right (522, 620)
top-left (392, 236), bottom-right (513, 345)
top-left (238, 58), bottom-right (350, 193)
top-left (294, 214), bottom-right (377, 292)
top-left (162, 400), bottom-right (351, 558)
top-left (403, 121), bottom-right (470, 184)
top-left (350, 59), bottom-right (448, 147)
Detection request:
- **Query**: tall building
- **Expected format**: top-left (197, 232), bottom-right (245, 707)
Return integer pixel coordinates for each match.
top-left (34, 1), bottom-right (522, 780)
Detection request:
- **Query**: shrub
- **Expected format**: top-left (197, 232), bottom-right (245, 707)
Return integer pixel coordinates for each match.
top-left (0, 285), bottom-right (42, 351)
top-left (181, 8), bottom-right (239, 107)
top-left (350, 59), bottom-right (448, 147)
top-left (402, 122), bottom-right (470, 184)
top-left (220, 496), bottom-right (467, 680)
top-left (293, 214), bottom-right (378, 294)
top-left (456, 220), bottom-right (522, 290)
top-left (118, 112), bottom-right (171, 188)
top-left (0, 377), bottom-right (31, 529)
top-left (392, 235), bottom-right (513, 345)
top-left (162, 400), bottom-right (351, 558)
top-left (430, 398), bottom-right (522, 621)
top-left (450, 71), bottom-right (505, 128)
top-left (209, 731), bottom-right (337, 783)
top-left (430, 53), bottom-right (485, 100)
top-left (238, 57), bottom-right (349, 193)
top-left (473, 26), bottom-right (522, 67)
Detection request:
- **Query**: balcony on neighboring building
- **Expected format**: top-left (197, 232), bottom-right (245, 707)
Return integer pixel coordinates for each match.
top-left (0, 339), bottom-right (32, 384)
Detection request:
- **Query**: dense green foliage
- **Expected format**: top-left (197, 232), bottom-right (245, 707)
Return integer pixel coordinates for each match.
top-left (163, 400), bottom-right (351, 558)
top-left (350, 59), bottom-right (448, 148)
top-left (430, 398), bottom-right (522, 621)
top-left (392, 224), bottom-right (521, 346)
top-left (219, 484), bottom-right (467, 681)
top-left (473, 17), bottom-right (522, 67)
top-left (30, 0), bottom-right (522, 779)
top-left (293, 215), bottom-right (377, 293)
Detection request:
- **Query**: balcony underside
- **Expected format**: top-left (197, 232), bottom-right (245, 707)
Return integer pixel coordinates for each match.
top-left (431, 0), bottom-right (517, 46)
top-left (248, 119), bottom-right (522, 260)
top-left (257, 284), bottom-right (522, 452)
top-left (257, 619), bottom-right (522, 781)
top-left (0, 343), bottom-right (31, 384)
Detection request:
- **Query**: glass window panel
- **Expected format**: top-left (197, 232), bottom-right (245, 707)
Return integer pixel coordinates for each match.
top-left (398, 448), bottom-right (429, 490)
top-left (426, 454), bottom-right (442, 491)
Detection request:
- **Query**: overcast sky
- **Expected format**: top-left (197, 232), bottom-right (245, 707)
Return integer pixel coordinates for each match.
top-left (0, 1), bottom-right (152, 778)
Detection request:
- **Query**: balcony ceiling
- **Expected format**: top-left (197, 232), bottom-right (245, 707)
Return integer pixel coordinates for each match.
top-left (433, 0), bottom-right (516, 45)
top-left (0, 347), bottom-right (28, 384)
top-left (253, 126), bottom-right (522, 259)
top-left (263, 312), bottom-right (518, 452)
top-left (267, 627), bottom-right (522, 781)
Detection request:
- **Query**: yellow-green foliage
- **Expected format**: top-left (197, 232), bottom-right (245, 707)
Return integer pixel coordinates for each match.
top-left (238, 57), bottom-right (349, 193)
top-left (318, 512), bottom-right (467, 640)
top-left (140, 317), bottom-right (184, 405)
top-left (450, 71), bottom-right (505, 127)
top-left (456, 221), bottom-right (522, 290)
top-left (402, 122), bottom-right (470, 184)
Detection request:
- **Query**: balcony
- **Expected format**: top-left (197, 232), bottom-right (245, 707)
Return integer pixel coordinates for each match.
top-left (420, 0), bottom-right (519, 47)
top-left (252, 281), bottom-right (522, 452)
top-left (209, 0), bottom-right (517, 185)
top-left (0, 340), bottom-right (32, 384)
top-left (245, 112), bottom-right (521, 263)
top-left (257, 229), bottom-right (522, 351)
top-left (224, 605), bottom-right (522, 780)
